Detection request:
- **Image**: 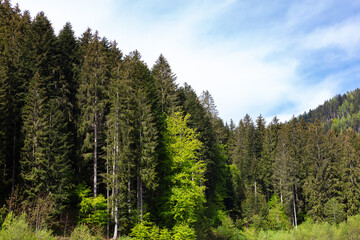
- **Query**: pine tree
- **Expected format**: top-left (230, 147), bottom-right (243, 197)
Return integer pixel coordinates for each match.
top-left (152, 54), bottom-right (179, 115)
top-left (340, 129), bottom-right (360, 215)
top-left (77, 30), bottom-right (108, 197)
top-left (0, 0), bottom-right (32, 198)
top-left (303, 119), bottom-right (329, 221)
top-left (105, 43), bottom-right (128, 238)
top-left (55, 22), bottom-right (78, 121)
top-left (136, 91), bottom-right (158, 221)
top-left (0, 60), bottom-right (8, 187)
top-left (20, 72), bottom-right (49, 199)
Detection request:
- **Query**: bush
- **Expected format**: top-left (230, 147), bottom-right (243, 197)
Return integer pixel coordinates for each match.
top-left (172, 224), bottom-right (196, 240)
top-left (212, 215), bottom-right (245, 240)
top-left (130, 220), bottom-right (172, 240)
top-left (70, 224), bottom-right (101, 240)
top-left (0, 212), bottom-right (54, 240)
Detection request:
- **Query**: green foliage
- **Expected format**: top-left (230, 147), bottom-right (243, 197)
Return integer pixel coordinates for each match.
top-left (324, 198), bottom-right (345, 224)
top-left (257, 214), bottom-right (360, 240)
top-left (130, 217), bottom-right (172, 240)
top-left (70, 224), bottom-right (101, 240)
top-left (265, 195), bottom-right (291, 231)
top-left (212, 215), bottom-right (245, 240)
top-left (172, 224), bottom-right (196, 240)
top-left (0, 212), bottom-right (54, 240)
top-left (75, 184), bottom-right (107, 227)
top-left (165, 112), bottom-right (206, 228)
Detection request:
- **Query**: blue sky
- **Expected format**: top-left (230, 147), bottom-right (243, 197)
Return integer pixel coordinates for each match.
top-left (15, 0), bottom-right (360, 124)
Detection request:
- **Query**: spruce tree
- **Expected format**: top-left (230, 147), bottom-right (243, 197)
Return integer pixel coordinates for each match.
top-left (152, 54), bottom-right (179, 115)
top-left (340, 129), bottom-right (360, 215)
top-left (0, 0), bottom-right (32, 198)
top-left (20, 72), bottom-right (49, 199)
top-left (303, 119), bottom-right (329, 220)
top-left (77, 30), bottom-right (108, 197)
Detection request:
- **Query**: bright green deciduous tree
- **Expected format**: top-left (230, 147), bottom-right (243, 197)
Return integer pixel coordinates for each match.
top-left (164, 112), bottom-right (206, 232)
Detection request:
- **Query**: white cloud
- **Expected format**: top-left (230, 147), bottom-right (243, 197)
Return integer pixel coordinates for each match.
top-left (15, 0), bottom-right (114, 35)
top-left (302, 15), bottom-right (360, 54)
top-left (13, 0), bottom-right (360, 124)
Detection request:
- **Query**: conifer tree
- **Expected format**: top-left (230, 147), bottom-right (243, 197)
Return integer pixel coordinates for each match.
top-left (303, 119), bottom-right (329, 220)
top-left (340, 129), bottom-right (360, 215)
top-left (77, 30), bottom-right (108, 197)
top-left (152, 54), bottom-right (179, 115)
top-left (126, 51), bottom-right (158, 222)
top-left (105, 42), bottom-right (128, 238)
top-left (0, 0), bottom-right (32, 197)
top-left (20, 72), bottom-right (49, 199)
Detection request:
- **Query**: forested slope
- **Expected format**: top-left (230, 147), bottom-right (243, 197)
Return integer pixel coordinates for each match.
top-left (1, 1), bottom-right (360, 239)
top-left (300, 88), bottom-right (360, 133)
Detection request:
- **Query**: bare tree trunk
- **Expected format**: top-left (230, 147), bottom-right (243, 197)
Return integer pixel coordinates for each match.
top-left (140, 179), bottom-right (143, 221)
top-left (128, 165), bottom-right (131, 214)
top-left (106, 156), bottom-right (110, 239)
top-left (113, 188), bottom-right (118, 239)
top-left (293, 186), bottom-right (298, 229)
top-left (11, 126), bottom-right (16, 195)
top-left (94, 120), bottom-right (98, 198)
top-left (137, 164), bottom-right (140, 219)
top-left (254, 181), bottom-right (257, 203)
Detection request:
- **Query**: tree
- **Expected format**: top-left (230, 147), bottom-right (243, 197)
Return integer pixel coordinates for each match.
top-left (265, 194), bottom-right (290, 230)
top-left (77, 30), bottom-right (108, 197)
top-left (20, 72), bottom-right (49, 199)
top-left (303, 119), bottom-right (329, 221)
top-left (164, 112), bottom-right (206, 234)
top-left (152, 54), bottom-right (179, 115)
top-left (340, 129), bottom-right (360, 215)
top-left (0, 0), bottom-right (32, 198)
top-left (324, 197), bottom-right (345, 224)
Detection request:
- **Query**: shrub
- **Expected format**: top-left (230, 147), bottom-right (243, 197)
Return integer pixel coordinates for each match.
top-left (172, 224), bottom-right (196, 240)
top-left (70, 224), bottom-right (101, 240)
top-left (212, 215), bottom-right (245, 240)
top-left (0, 212), bottom-right (54, 240)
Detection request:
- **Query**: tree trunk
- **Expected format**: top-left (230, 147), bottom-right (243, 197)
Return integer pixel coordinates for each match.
top-left (293, 186), bottom-right (298, 229)
top-left (140, 179), bottom-right (143, 221)
top-left (94, 120), bottom-right (98, 198)
top-left (254, 181), bottom-right (257, 203)
top-left (113, 188), bottom-right (118, 239)
top-left (128, 166), bottom-right (131, 214)
top-left (137, 164), bottom-right (140, 219)
top-left (106, 155), bottom-right (110, 239)
top-left (11, 126), bottom-right (16, 195)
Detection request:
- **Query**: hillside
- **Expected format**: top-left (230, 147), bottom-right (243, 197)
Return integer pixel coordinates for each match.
top-left (300, 88), bottom-right (360, 132)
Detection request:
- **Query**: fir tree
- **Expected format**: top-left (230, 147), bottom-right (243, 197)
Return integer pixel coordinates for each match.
top-left (20, 72), bottom-right (49, 199)
top-left (77, 30), bottom-right (108, 197)
top-left (152, 54), bottom-right (179, 115)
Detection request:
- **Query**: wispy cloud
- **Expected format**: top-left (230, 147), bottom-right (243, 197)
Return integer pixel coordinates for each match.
top-left (14, 0), bottom-right (360, 124)
top-left (302, 15), bottom-right (360, 54)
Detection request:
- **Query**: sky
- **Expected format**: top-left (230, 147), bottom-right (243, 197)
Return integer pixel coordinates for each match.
top-left (14, 0), bottom-right (360, 124)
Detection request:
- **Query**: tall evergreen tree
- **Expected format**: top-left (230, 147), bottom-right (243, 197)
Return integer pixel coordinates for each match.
top-left (152, 54), bottom-right (178, 115)
top-left (0, 0), bottom-right (32, 198)
top-left (340, 129), bottom-right (360, 215)
top-left (303, 119), bottom-right (329, 221)
top-left (77, 30), bottom-right (108, 197)
top-left (20, 72), bottom-right (49, 199)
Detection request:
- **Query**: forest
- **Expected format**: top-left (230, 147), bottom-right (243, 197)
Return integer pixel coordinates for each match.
top-left (1, 0), bottom-right (360, 239)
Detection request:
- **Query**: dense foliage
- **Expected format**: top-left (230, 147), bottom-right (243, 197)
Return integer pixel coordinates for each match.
top-left (1, 0), bottom-right (360, 239)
